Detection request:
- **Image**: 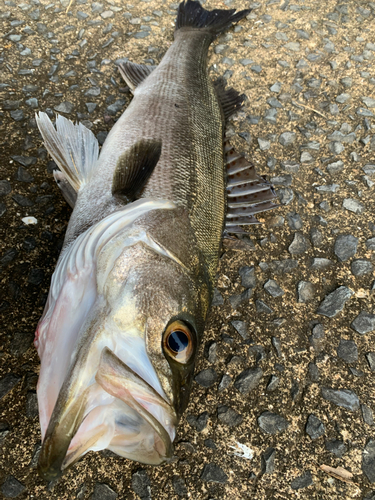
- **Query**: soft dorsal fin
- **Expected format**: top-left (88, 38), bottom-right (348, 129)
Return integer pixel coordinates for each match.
top-left (214, 78), bottom-right (245, 123)
top-left (36, 112), bottom-right (99, 192)
top-left (112, 139), bottom-right (162, 203)
top-left (118, 62), bottom-right (156, 92)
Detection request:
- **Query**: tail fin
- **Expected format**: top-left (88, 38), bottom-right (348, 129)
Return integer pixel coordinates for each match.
top-left (175, 0), bottom-right (250, 37)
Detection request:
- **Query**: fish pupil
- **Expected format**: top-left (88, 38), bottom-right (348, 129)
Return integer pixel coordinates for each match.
top-left (168, 330), bottom-right (189, 353)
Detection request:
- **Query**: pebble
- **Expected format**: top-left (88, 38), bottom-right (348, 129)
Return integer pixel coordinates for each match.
top-left (279, 132), bottom-right (296, 146)
top-left (277, 187), bottom-right (294, 204)
top-left (255, 299), bottom-right (273, 314)
top-left (238, 265), bottom-right (256, 288)
top-left (310, 258), bottom-right (333, 269)
top-left (297, 281), bottom-right (314, 303)
top-left (366, 352), bottom-right (375, 371)
top-left (366, 237), bottom-right (375, 250)
top-left (343, 198), bottom-right (365, 214)
top-left (266, 374), bottom-right (279, 391)
top-left (261, 447), bottom-right (276, 474)
top-left (291, 471), bottom-right (313, 490)
top-left (218, 374), bottom-right (231, 392)
top-left (172, 475), bottom-right (188, 497)
top-left (0, 180), bottom-right (11, 196)
top-left (351, 259), bottom-right (373, 276)
top-left (231, 320), bottom-right (248, 340)
top-left (308, 362), bottom-right (319, 382)
top-left (361, 404), bottom-right (375, 426)
top-left (264, 279), bottom-right (284, 297)
top-left (195, 368), bottom-right (217, 388)
top-left (321, 387), bottom-right (360, 411)
top-left (310, 228), bottom-right (323, 247)
top-left (258, 411), bottom-right (289, 434)
top-left (309, 323), bottom-right (325, 354)
top-left (187, 412), bottom-right (208, 432)
top-left (305, 414), bottom-right (325, 439)
top-left (288, 232), bottom-right (310, 254)
top-left (54, 101), bottom-right (74, 114)
top-left (0, 374), bottom-right (21, 401)
top-left (337, 339), bottom-right (358, 363)
top-left (334, 234), bottom-right (358, 261)
top-left (1, 476), bottom-right (26, 498)
top-left (362, 440), bottom-right (375, 483)
top-left (229, 288), bottom-right (252, 309)
top-left (200, 463), bottom-right (228, 483)
top-left (234, 367), bottom-right (263, 394)
top-left (287, 212), bottom-right (303, 230)
top-left (327, 160), bottom-right (344, 174)
top-left (351, 311), bottom-right (375, 334)
top-left (131, 471), bottom-right (151, 500)
top-left (217, 405), bottom-right (242, 427)
top-left (90, 483), bottom-right (117, 500)
top-left (316, 286), bottom-right (354, 318)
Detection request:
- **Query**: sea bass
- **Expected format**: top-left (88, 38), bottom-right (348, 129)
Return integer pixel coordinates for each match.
top-left (34, 0), bottom-right (277, 480)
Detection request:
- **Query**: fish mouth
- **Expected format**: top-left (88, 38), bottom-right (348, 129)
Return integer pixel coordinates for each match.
top-left (38, 347), bottom-right (176, 481)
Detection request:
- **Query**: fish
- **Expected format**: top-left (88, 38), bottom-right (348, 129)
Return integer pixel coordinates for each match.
top-left (34, 0), bottom-right (278, 481)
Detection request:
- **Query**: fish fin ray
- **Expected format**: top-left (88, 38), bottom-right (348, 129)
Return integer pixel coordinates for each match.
top-left (175, 0), bottom-right (250, 37)
top-left (214, 77), bottom-right (245, 122)
top-left (112, 139), bottom-right (162, 203)
top-left (118, 62), bottom-right (156, 92)
top-left (36, 112), bottom-right (99, 191)
top-left (53, 170), bottom-right (77, 208)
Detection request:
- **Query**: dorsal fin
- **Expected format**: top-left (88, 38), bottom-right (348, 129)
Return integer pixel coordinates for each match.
top-left (112, 139), bottom-right (162, 203)
top-left (224, 138), bottom-right (278, 234)
top-left (118, 62), bottom-right (156, 92)
top-left (36, 112), bottom-right (99, 192)
top-left (214, 77), bottom-right (245, 123)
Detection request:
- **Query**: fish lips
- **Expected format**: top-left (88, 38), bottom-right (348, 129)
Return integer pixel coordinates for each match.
top-left (38, 347), bottom-right (177, 481)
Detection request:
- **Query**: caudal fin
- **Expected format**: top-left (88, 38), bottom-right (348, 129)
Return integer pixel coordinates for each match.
top-left (175, 0), bottom-right (250, 38)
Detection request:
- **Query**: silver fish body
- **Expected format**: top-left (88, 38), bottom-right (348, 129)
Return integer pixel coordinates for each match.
top-left (34, 1), bottom-right (276, 480)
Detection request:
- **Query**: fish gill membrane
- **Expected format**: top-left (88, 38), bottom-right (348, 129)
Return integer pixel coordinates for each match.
top-left (33, 0), bottom-right (278, 482)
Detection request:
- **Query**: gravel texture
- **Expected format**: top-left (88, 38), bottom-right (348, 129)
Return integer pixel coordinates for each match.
top-left (1, 0), bottom-right (375, 499)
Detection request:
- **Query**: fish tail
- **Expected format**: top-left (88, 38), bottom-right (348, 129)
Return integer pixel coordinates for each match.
top-left (175, 0), bottom-right (251, 38)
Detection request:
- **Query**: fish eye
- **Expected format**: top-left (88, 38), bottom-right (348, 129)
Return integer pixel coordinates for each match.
top-left (163, 320), bottom-right (194, 363)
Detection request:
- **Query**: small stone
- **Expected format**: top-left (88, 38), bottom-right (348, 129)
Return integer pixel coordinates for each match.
top-left (239, 265), bottom-right (256, 288)
top-left (317, 286), bottom-right (354, 318)
top-left (366, 352), bottom-right (375, 371)
top-left (217, 405), bottom-right (242, 427)
top-left (211, 288), bottom-right (224, 306)
top-left (172, 476), bottom-right (188, 497)
top-left (351, 259), bottom-right (373, 276)
top-left (327, 160), bottom-right (344, 175)
top-left (351, 311), bottom-right (375, 334)
top-left (306, 414), bottom-right (325, 439)
top-left (132, 470), bottom-right (151, 499)
top-left (258, 411), bottom-right (289, 434)
top-left (28, 269), bottom-right (44, 286)
top-left (329, 141), bottom-right (344, 154)
top-left (231, 320), bottom-right (248, 340)
top-left (277, 188), bottom-right (294, 204)
top-left (264, 279), bottom-right (284, 297)
top-left (255, 300), bottom-right (273, 314)
top-left (266, 374), bottom-right (279, 391)
top-left (54, 101), bottom-right (74, 114)
top-left (218, 374), bottom-right (231, 392)
top-left (291, 471), bottom-right (313, 490)
top-left (1, 476), bottom-right (26, 498)
top-left (261, 447), bottom-right (276, 474)
top-left (0, 374), bottom-right (21, 401)
top-left (343, 198), bottom-right (365, 214)
top-left (366, 237), bottom-right (375, 250)
top-left (362, 440), bottom-right (375, 483)
top-left (234, 368), bottom-right (263, 394)
top-left (288, 232), bottom-right (310, 255)
top-left (270, 259), bottom-right (298, 274)
top-left (301, 151), bottom-right (313, 163)
top-left (310, 258), bottom-right (333, 270)
top-left (297, 281), bottom-right (314, 303)
top-left (326, 440), bottom-right (347, 457)
top-left (309, 323), bottom-right (325, 353)
top-left (308, 362), bottom-right (319, 382)
top-left (310, 228), bottom-right (323, 247)
top-left (287, 212), bottom-right (303, 230)
top-left (362, 404), bottom-right (375, 426)
top-left (201, 463), bottom-right (228, 484)
top-left (15, 167), bottom-right (33, 183)
top-left (90, 483), bottom-right (118, 500)
top-left (334, 234), bottom-right (358, 261)
top-left (229, 288), bottom-right (252, 309)
top-left (337, 339), bottom-right (358, 363)
top-left (321, 387), bottom-right (360, 411)
top-left (258, 138), bottom-right (270, 150)
top-left (186, 412), bottom-right (209, 432)
top-left (195, 368), bottom-right (217, 388)
top-left (279, 132), bottom-right (296, 146)
top-left (0, 180), bottom-right (11, 196)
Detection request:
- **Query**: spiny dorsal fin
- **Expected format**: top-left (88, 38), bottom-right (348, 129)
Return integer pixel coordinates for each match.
top-left (112, 139), bottom-right (162, 203)
top-left (214, 78), bottom-right (246, 123)
top-left (224, 139), bottom-right (278, 234)
top-left (36, 112), bottom-right (99, 192)
top-left (118, 62), bottom-right (156, 92)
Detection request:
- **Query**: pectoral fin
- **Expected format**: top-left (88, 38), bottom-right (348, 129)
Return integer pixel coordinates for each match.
top-left (112, 139), bottom-right (162, 203)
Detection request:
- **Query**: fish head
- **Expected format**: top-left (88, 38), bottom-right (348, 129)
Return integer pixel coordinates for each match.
top-left (36, 202), bottom-right (211, 480)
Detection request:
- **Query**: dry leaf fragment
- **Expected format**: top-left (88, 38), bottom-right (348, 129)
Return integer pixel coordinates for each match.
top-left (320, 464), bottom-right (354, 483)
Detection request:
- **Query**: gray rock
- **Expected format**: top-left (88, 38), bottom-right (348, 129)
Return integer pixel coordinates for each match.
top-left (309, 324), bottom-right (325, 353)
top-left (326, 440), bottom-right (347, 457)
top-left (306, 414), bottom-right (325, 439)
top-left (321, 387), bottom-right (360, 411)
top-left (0, 180), bottom-right (11, 196)
top-left (334, 234), bottom-right (358, 261)
top-left (308, 362), bottom-right (319, 382)
top-left (211, 288), bottom-right (224, 306)
top-left (172, 475), bottom-right (188, 497)
top-left (279, 132), bottom-right (296, 146)
top-left (351, 259), bottom-right (373, 276)
top-left (291, 471), bottom-right (313, 490)
top-left (255, 300), bottom-right (273, 314)
top-left (281, 160), bottom-right (300, 173)
top-left (270, 82), bottom-right (282, 93)
top-left (231, 321), bottom-right (248, 340)
top-left (239, 266), bottom-right (256, 288)
top-left (234, 367), bottom-right (263, 394)
top-left (217, 405), bottom-right (242, 427)
top-left (286, 212), bottom-right (303, 230)
top-left (1, 476), bottom-right (26, 498)
top-left (195, 368), bottom-right (217, 388)
top-left (310, 228), bottom-right (323, 247)
top-left (264, 279), bottom-right (284, 297)
top-left (132, 470), bottom-right (151, 499)
top-left (258, 411), bottom-right (289, 434)
top-left (288, 232), bottom-right (310, 255)
top-left (258, 138), bottom-right (270, 150)
top-left (266, 374), bottom-right (280, 391)
top-left (343, 198), bottom-right (365, 214)
top-left (351, 311), bottom-right (375, 334)
top-left (15, 167), bottom-right (33, 183)
top-left (90, 483), bottom-right (118, 500)
top-left (310, 258), bottom-right (333, 270)
top-left (229, 288), bottom-right (252, 309)
top-left (277, 187), bottom-right (294, 204)
top-left (366, 237), bottom-right (375, 250)
top-left (261, 447), bottom-right (276, 474)
top-left (317, 286), bottom-right (354, 317)
top-left (366, 352), bottom-right (375, 371)
top-left (0, 374), bottom-right (21, 401)
top-left (270, 259), bottom-right (298, 274)
top-left (361, 404), bottom-right (375, 426)
top-left (337, 339), bottom-right (358, 363)
top-left (301, 151), bottom-right (314, 163)
top-left (362, 440), bottom-right (375, 483)
top-left (187, 412), bottom-right (208, 432)
top-left (297, 281), bottom-right (314, 303)
top-left (218, 374), bottom-right (231, 392)
top-left (327, 160), bottom-right (344, 175)
top-left (200, 463), bottom-right (228, 483)
top-left (271, 337), bottom-right (282, 357)
top-left (54, 101), bottom-right (74, 114)
top-left (329, 141), bottom-right (344, 154)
